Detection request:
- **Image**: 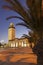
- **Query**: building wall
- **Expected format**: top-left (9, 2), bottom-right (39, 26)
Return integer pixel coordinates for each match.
top-left (8, 38), bottom-right (30, 48)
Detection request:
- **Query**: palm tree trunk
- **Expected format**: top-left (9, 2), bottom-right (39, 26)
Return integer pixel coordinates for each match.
top-left (37, 39), bottom-right (43, 65)
top-left (33, 35), bottom-right (43, 65)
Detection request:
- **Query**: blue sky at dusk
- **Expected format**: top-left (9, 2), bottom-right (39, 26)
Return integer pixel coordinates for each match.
top-left (0, 0), bottom-right (30, 42)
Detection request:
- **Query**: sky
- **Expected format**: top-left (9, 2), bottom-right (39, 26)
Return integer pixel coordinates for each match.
top-left (0, 0), bottom-right (30, 43)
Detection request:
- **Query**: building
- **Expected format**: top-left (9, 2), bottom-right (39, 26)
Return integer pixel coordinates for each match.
top-left (8, 23), bottom-right (30, 48)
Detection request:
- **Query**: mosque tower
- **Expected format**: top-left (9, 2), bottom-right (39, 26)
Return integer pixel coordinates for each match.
top-left (8, 23), bottom-right (15, 41)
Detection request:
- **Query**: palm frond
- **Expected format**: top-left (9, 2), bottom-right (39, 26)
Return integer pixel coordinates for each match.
top-left (26, 0), bottom-right (34, 9)
top-left (41, 0), bottom-right (43, 17)
top-left (22, 34), bottom-right (30, 38)
top-left (16, 22), bottom-right (33, 30)
top-left (22, 34), bottom-right (34, 43)
top-left (3, 6), bottom-right (13, 10)
top-left (34, 0), bottom-right (42, 19)
top-left (3, 0), bottom-right (43, 39)
top-left (5, 0), bottom-right (15, 6)
top-left (6, 16), bottom-right (27, 22)
top-left (6, 15), bottom-right (34, 30)
top-left (26, 0), bottom-right (42, 20)
top-left (4, 0), bottom-right (32, 25)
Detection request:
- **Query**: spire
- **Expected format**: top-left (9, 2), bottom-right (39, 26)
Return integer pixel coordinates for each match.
top-left (9, 22), bottom-right (15, 28)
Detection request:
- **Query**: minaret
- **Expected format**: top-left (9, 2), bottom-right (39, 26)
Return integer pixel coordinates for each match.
top-left (8, 23), bottom-right (15, 41)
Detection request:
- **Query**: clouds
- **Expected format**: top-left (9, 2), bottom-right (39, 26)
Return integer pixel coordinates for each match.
top-left (0, 40), bottom-right (4, 43)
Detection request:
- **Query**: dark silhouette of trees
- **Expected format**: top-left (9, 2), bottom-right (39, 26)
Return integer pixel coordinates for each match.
top-left (0, 43), bottom-right (2, 47)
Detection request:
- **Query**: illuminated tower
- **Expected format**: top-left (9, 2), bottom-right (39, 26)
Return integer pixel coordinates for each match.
top-left (8, 23), bottom-right (15, 41)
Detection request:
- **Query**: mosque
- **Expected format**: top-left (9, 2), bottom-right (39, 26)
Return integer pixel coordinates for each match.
top-left (8, 23), bottom-right (31, 48)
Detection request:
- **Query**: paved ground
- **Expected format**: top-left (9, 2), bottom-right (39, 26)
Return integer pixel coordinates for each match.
top-left (0, 48), bottom-right (37, 65)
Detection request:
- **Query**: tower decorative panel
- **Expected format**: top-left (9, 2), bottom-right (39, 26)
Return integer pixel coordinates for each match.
top-left (8, 23), bottom-right (15, 41)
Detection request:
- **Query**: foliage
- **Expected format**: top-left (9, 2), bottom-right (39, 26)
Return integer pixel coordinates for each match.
top-left (3, 0), bottom-right (43, 40)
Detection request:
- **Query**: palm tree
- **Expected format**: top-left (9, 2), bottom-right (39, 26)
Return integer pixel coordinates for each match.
top-left (3, 0), bottom-right (43, 65)
top-left (3, 0), bottom-right (43, 40)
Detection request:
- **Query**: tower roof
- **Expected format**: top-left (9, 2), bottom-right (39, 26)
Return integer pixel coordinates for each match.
top-left (9, 23), bottom-right (15, 28)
